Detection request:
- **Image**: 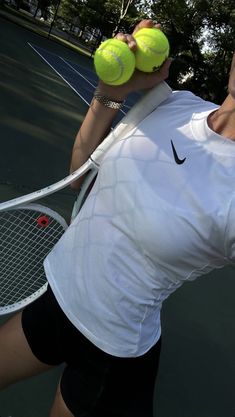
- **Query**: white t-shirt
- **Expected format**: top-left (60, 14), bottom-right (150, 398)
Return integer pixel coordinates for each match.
top-left (44, 90), bottom-right (235, 357)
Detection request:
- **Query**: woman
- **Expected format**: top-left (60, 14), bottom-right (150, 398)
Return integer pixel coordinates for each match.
top-left (0, 19), bottom-right (234, 417)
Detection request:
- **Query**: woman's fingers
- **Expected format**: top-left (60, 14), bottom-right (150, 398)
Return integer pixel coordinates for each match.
top-left (115, 33), bottom-right (137, 51)
top-left (115, 19), bottom-right (162, 52)
top-left (132, 19), bottom-right (161, 35)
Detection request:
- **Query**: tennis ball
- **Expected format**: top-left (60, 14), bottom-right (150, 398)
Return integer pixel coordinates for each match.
top-left (94, 38), bottom-right (135, 85)
top-left (134, 28), bottom-right (169, 72)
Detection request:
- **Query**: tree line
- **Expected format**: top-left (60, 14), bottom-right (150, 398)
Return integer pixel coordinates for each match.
top-left (15, 0), bottom-right (235, 103)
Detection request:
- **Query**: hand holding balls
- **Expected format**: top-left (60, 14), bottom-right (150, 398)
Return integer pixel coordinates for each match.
top-left (94, 27), bottom-right (169, 85)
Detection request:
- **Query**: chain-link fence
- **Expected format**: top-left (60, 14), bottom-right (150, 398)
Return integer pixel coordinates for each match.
top-left (0, 0), bottom-right (102, 56)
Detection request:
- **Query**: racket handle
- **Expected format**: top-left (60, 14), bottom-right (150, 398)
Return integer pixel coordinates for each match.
top-left (90, 81), bottom-right (172, 166)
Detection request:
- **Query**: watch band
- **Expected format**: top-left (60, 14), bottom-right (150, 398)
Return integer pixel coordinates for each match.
top-left (94, 88), bottom-right (125, 110)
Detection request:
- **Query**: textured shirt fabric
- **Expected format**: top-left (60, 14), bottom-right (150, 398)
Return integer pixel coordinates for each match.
top-left (44, 90), bottom-right (235, 357)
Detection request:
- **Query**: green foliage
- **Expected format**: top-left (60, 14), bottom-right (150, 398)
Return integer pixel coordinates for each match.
top-left (59, 0), bottom-right (82, 20)
top-left (54, 0), bottom-right (234, 103)
top-left (148, 0), bottom-right (234, 103)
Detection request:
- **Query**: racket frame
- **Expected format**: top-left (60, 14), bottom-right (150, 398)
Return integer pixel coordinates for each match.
top-left (0, 82), bottom-right (172, 213)
top-left (0, 81), bottom-right (172, 314)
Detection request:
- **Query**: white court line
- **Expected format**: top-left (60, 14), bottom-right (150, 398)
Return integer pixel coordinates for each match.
top-left (28, 42), bottom-right (91, 106)
top-left (28, 42), bottom-right (127, 115)
top-left (61, 57), bottom-right (126, 115)
top-left (60, 57), bottom-right (96, 88)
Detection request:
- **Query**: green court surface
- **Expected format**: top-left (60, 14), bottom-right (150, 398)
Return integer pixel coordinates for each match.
top-left (0, 16), bottom-right (235, 417)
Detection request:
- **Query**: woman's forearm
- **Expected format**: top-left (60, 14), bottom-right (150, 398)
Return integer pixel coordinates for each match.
top-left (70, 87), bottom-right (126, 190)
top-left (69, 19), bottom-right (172, 191)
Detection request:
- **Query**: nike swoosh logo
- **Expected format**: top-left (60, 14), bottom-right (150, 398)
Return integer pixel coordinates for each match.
top-left (170, 140), bottom-right (186, 165)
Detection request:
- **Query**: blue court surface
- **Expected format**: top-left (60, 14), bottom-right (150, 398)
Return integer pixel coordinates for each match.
top-left (28, 43), bottom-right (141, 123)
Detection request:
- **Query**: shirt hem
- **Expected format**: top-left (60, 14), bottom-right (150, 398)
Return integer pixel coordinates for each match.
top-left (44, 259), bottom-right (161, 358)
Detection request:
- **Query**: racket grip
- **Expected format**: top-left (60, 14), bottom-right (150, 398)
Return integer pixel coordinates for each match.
top-left (90, 81), bottom-right (172, 166)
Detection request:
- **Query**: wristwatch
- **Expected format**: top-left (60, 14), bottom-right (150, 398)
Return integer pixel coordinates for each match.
top-left (94, 88), bottom-right (125, 110)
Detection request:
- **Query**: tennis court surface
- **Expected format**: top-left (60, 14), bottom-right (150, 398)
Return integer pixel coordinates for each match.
top-left (0, 16), bottom-right (235, 417)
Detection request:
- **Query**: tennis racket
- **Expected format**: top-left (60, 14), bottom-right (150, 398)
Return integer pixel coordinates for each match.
top-left (0, 81), bottom-right (172, 315)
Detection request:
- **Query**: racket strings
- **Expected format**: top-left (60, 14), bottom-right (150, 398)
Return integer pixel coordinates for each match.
top-left (0, 207), bottom-right (66, 309)
top-left (2, 213), bottom-right (56, 270)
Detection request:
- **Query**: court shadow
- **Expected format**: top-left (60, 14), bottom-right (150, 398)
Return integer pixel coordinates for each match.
top-left (154, 266), bottom-right (235, 417)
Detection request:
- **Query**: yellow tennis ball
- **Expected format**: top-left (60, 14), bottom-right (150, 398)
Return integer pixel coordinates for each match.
top-left (134, 28), bottom-right (170, 72)
top-left (94, 38), bottom-right (135, 85)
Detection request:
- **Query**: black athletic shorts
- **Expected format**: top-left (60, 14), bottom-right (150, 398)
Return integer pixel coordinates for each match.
top-left (22, 285), bottom-right (162, 417)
